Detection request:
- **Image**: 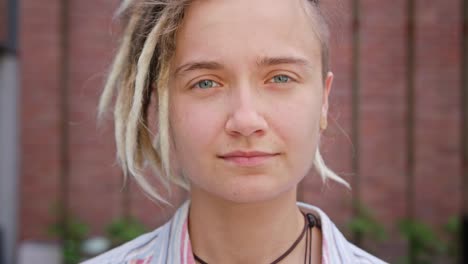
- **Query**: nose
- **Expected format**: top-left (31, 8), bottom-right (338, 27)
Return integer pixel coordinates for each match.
top-left (225, 85), bottom-right (268, 137)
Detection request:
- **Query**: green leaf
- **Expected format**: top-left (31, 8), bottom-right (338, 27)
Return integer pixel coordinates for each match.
top-left (106, 217), bottom-right (147, 247)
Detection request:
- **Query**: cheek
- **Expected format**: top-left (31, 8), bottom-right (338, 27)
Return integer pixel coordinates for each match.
top-left (274, 94), bottom-right (321, 145)
top-left (271, 92), bottom-right (322, 175)
top-left (169, 96), bottom-right (222, 160)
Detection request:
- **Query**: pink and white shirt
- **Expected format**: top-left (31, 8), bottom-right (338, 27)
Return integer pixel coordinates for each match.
top-left (83, 201), bottom-right (387, 264)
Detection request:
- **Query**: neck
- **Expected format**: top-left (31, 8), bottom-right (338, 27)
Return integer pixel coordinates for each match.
top-left (188, 187), bottom-right (305, 264)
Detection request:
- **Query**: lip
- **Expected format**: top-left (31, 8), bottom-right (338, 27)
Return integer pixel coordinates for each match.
top-left (218, 151), bottom-right (279, 167)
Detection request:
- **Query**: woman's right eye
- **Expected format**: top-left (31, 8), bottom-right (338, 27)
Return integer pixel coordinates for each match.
top-left (192, 79), bottom-right (221, 89)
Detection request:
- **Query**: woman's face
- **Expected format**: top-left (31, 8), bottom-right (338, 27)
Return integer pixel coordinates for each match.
top-left (169, 0), bottom-right (332, 203)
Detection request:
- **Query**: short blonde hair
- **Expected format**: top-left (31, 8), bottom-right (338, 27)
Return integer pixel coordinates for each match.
top-left (98, 0), bottom-right (349, 204)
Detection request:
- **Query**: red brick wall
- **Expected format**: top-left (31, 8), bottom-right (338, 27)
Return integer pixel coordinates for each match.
top-left (20, 0), bottom-right (62, 240)
top-left (65, 0), bottom-right (122, 237)
top-left (0, 0), bottom-right (8, 42)
top-left (0, 0), bottom-right (7, 43)
top-left (19, 0), bottom-right (463, 262)
top-left (413, 0), bottom-right (461, 227)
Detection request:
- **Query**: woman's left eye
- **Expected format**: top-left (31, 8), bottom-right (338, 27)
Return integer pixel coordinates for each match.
top-left (193, 79), bottom-right (220, 89)
top-left (269, 75), bottom-right (292, 83)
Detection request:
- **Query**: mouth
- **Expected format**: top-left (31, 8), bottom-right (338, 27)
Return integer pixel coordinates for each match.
top-left (218, 151), bottom-right (280, 167)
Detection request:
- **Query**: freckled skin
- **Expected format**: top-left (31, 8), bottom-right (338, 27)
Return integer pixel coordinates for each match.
top-left (169, 0), bottom-right (332, 204)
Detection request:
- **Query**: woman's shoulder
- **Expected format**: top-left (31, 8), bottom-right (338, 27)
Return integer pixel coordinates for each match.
top-left (81, 221), bottom-right (170, 264)
top-left (297, 202), bottom-right (388, 264)
top-left (81, 201), bottom-right (190, 264)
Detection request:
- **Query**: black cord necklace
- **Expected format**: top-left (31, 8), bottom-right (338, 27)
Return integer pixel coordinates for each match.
top-left (193, 212), bottom-right (319, 264)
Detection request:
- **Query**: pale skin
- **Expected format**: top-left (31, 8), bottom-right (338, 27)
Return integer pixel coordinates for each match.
top-left (168, 0), bottom-right (332, 263)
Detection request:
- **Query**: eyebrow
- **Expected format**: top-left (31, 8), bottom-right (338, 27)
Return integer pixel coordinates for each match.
top-left (173, 56), bottom-right (311, 76)
top-left (256, 56), bottom-right (311, 68)
top-left (174, 61), bottom-right (224, 76)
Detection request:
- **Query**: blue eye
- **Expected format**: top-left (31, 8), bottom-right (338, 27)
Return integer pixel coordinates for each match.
top-left (270, 75), bottom-right (291, 83)
top-left (194, 79), bottom-right (220, 89)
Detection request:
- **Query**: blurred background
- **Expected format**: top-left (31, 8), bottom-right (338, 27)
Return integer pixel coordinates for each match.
top-left (0, 0), bottom-right (466, 263)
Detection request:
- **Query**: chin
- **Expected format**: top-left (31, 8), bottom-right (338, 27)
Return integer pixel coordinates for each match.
top-left (189, 167), bottom-right (307, 204)
top-left (214, 176), bottom-right (299, 204)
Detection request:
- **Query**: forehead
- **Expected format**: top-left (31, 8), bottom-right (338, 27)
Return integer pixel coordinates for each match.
top-left (173, 0), bottom-right (322, 67)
